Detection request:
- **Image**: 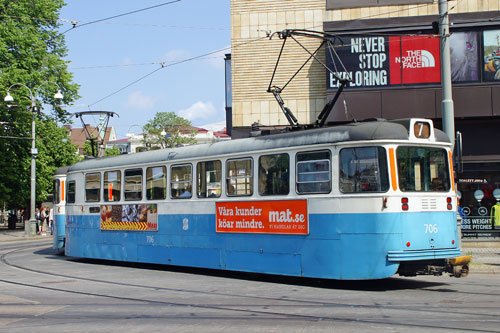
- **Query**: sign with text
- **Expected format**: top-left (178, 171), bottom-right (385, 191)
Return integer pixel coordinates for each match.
top-left (327, 34), bottom-right (442, 89)
top-left (101, 204), bottom-right (158, 231)
top-left (216, 200), bottom-right (308, 234)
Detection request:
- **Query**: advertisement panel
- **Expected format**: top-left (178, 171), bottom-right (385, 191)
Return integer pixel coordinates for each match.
top-left (327, 32), bottom-right (480, 90)
top-left (100, 204), bottom-right (158, 231)
top-left (388, 35), bottom-right (441, 84)
top-left (216, 200), bottom-right (308, 234)
top-left (483, 29), bottom-right (500, 81)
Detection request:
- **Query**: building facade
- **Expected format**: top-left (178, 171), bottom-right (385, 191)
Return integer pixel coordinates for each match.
top-left (230, 0), bottom-right (500, 239)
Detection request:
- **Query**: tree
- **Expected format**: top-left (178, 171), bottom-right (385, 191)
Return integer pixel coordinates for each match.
top-left (0, 0), bottom-right (80, 209)
top-left (104, 145), bottom-right (122, 156)
top-left (143, 112), bottom-right (197, 149)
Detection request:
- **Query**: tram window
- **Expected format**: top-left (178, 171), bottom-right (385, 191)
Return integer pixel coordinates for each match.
top-left (226, 158), bottom-right (253, 196)
top-left (146, 166), bottom-right (166, 200)
top-left (197, 160), bottom-right (222, 198)
top-left (53, 180), bottom-right (61, 204)
top-left (124, 168), bottom-right (143, 201)
top-left (104, 170), bottom-right (121, 202)
top-left (258, 153), bottom-right (289, 196)
top-left (296, 150), bottom-right (331, 194)
top-left (85, 173), bottom-right (101, 202)
top-left (339, 147), bottom-right (389, 193)
top-left (171, 164), bottom-right (192, 199)
top-left (397, 147), bottom-right (450, 192)
top-left (67, 181), bottom-right (76, 203)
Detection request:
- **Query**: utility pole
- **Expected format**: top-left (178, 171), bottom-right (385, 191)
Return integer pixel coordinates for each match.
top-left (439, 0), bottom-right (455, 148)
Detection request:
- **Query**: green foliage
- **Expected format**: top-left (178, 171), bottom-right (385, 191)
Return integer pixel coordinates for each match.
top-left (143, 112), bottom-right (197, 149)
top-left (0, 0), bottom-right (80, 208)
top-left (0, 0), bottom-right (80, 122)
top-left (105, 145), bottom-right (122, 156)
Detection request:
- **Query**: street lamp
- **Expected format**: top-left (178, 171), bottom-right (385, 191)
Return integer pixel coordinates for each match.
top-left (4, 83), bottom-right (63, 236)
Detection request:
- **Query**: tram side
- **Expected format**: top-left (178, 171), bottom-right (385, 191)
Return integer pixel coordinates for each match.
top-left (53, 166), bottom-right (68, 252)
top-left (64, 119), bottom-right (469, 280)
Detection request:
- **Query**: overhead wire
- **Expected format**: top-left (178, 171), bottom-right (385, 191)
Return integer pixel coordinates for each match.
top-left (61, 0), bottom-right (183, 34)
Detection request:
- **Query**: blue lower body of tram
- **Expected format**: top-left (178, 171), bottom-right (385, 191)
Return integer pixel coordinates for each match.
top-left (52, 214), bottom-right (66, 251)
top-left (65, 209), bottom-right (461, 280)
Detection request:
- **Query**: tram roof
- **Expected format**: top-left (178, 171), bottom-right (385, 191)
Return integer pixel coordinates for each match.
top-left (67, 119), bottom-right (450, 172)
top-left (54, 166), bottom-right (70, 175)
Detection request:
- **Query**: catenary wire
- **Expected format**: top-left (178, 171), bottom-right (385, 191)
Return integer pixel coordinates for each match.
top-left (61, 0), bottom-right (183, 34)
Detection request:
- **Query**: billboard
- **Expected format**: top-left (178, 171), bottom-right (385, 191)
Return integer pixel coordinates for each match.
top-left (216, 200), bottom-right (308, 235)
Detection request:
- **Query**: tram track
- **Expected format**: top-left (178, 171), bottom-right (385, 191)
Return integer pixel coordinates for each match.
top-left (0, 242), bottom-right (497, 332)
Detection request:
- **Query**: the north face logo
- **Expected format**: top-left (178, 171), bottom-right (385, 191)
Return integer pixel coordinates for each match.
top-left (395, 50), bottom-right (436, 69)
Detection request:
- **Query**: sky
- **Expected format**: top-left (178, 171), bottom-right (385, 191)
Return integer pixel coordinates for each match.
top-left (58, 0), bottom-right (230, 139)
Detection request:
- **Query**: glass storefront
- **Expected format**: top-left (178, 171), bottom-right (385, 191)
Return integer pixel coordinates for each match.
top-left (457, 163), bottom-right (500, 239)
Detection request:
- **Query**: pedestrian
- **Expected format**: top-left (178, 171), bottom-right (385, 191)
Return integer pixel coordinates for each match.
top-left (49, 207), bottom-right (54, 235)
top-left (35, 208), bottom-right (40, 234)
top-left (40, 206), bottom-right (48, 235)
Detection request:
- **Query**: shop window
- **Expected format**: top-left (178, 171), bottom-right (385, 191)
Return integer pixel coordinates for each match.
top-left (296, 150), bottom-right (331, 194)
top-left (340, 147), bottom-right (389, 193)
top-left (67, 181), bottom-right (76, 204)
top-left (258, 153), bottom-right (289, 196)
top-left (197, 161), bottom-right (222, 198)
top-left (171, 164), bottom-right (192, 199)
top-left (124, 169), bottom-right (143, 201)
top-left (85, 173), bottom-right (100, 202)
top-left (146, 166), bottom-right (166, 200)
top-left (104, 170), bottom-right (121, 202)
top-left (226, 158), bottom-right (253, 196)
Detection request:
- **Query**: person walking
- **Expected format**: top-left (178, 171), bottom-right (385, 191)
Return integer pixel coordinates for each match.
top-left (40, 207), bottom-right (48, 235)
top-left (49, 207), bottom-right (54, 235)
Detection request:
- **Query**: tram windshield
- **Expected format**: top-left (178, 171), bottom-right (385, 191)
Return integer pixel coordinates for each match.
top-left (397, 146), bottom-right (450, 192)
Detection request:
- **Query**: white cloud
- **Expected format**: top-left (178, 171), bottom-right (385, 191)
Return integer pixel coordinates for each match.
top-left (177, 101), bottom-right (218, 123)
top-left (125, 91), bottom-right (158, 110)
top-left (163, 49), bottom-right (191, 63)
top-left (204, 45), bottom-right (230, 70)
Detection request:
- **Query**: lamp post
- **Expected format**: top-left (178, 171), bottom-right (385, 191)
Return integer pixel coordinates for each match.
top-left (4, 83), bottom-right (63, 236)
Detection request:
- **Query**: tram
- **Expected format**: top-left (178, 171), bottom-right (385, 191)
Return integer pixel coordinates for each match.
top-left (63, 118), bottom-right (470, 280)
top-left (53, 166), bottom-right (69, 252)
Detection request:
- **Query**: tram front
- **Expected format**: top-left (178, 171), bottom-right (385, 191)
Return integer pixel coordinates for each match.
top-left (386, 120), bottom-right (470, 278)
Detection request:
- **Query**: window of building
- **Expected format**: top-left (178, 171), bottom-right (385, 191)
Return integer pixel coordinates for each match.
top-left (197, 160), bottom-right (222, 198)
top-left (124, 168), bottom-right (143, 201)
top-left (340, 147), bottom-right (389, 193)
top-left (67, 181), bottom-right (76, 204)
top-left (85, 173), bottom-right (100, 202)
top-left (171, 164), bottom-right (192, 199)
top-left (258, 153), bottom-right (289, 196)
top-left (104, 170), bottom-right (121, 202)
top-left (397, 147), bottom-right (450, 192)
top-left (296, 150), bottom-right (331, 194)
top-left (226, 158), bottom-right (253, 196)
top-left (326, 0), bottom-right (433, 10)
top-left (146, 166), bottom-right (166, 200)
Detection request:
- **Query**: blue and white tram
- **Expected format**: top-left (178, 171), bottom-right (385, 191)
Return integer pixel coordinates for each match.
top-left (64, 118), bottom-right (469, 280)
top-left (53, 166), bottom-right (69, 252)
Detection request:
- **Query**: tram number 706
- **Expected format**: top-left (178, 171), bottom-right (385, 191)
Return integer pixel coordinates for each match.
top-left (425, 224), bottom-right (438, 234)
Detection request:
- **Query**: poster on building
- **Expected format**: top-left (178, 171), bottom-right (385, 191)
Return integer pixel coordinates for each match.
top-left (388, 35), bottom-right (441, 84)
top-left (450, 32), bottom-right (480, 82)
top-left (216, 200), bottom-right (308, 235)
top-left (100, 204), bottom-right (158, 231)
top-left (327, 32), bottom-right (479, 89)
top-left (327, 35), bottom-right (390, 89)
top-left (483, 29), bottom-right (500, 81)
